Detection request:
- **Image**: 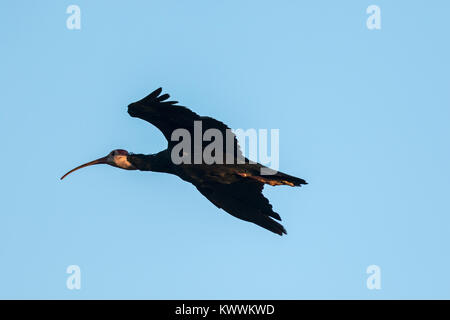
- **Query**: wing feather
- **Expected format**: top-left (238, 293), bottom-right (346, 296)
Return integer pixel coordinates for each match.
top-left (128, 88), bottom-right (243, 159)
top-left (196, 180), bottom-right (286, 235)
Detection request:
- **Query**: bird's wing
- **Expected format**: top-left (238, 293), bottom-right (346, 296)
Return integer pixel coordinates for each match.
top-left (196, 180), bottom-right (287, 236)
top-left (128, 88), bottom-right (200, 142)
top-left (128, 88), bottom-right (243, 159)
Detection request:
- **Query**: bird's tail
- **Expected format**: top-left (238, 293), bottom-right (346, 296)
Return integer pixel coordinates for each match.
top-left (270, 171), bottom-right (307, 187)
top-left (244, 169), bottom-right (307, 187)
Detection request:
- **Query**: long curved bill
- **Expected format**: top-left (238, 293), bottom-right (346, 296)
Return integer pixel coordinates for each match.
top-left (60, 156), bottom-right (108, 180)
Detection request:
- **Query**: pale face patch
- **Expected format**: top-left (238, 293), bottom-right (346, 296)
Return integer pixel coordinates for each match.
top-left (112, 155), bottom-right (136, 170)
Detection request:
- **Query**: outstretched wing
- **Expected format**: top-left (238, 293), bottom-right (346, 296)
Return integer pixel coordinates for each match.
top-left (128, 88), bottom-right (243, 159)
top-left (196, 180), bottom-right (287, 236)
top-left (128, 88), bottom-right (200, 142)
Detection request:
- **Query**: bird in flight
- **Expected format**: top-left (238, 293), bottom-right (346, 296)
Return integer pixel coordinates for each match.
top-left (61, 88), bottom-right (307, 235)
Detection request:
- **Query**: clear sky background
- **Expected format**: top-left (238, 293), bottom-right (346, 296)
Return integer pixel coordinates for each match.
top-left (1, 1), bottom-right (449, 299)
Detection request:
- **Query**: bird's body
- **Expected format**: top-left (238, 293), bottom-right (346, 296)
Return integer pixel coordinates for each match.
top-left (61, 88), bottom-right (307, 235)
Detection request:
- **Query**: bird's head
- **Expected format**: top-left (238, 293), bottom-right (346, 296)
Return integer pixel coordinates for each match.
top-left (60, 149), bottom-right (135, 180)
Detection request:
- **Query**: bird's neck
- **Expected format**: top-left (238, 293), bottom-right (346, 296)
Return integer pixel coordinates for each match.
top-left (126, 150), bottom-right (173, 173)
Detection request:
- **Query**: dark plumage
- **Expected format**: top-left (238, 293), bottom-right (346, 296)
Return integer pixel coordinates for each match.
top-left (61, 88), bottom-right (307, 235)
top-left (126, 88), bottom-right (307, 235)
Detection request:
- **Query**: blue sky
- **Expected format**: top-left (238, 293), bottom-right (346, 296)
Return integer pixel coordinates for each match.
top-left (1, 0), bottom-right (449, 299)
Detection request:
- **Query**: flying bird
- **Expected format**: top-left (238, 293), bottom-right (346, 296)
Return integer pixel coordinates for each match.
top-left (61, 88), bottom-right (307, 235)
